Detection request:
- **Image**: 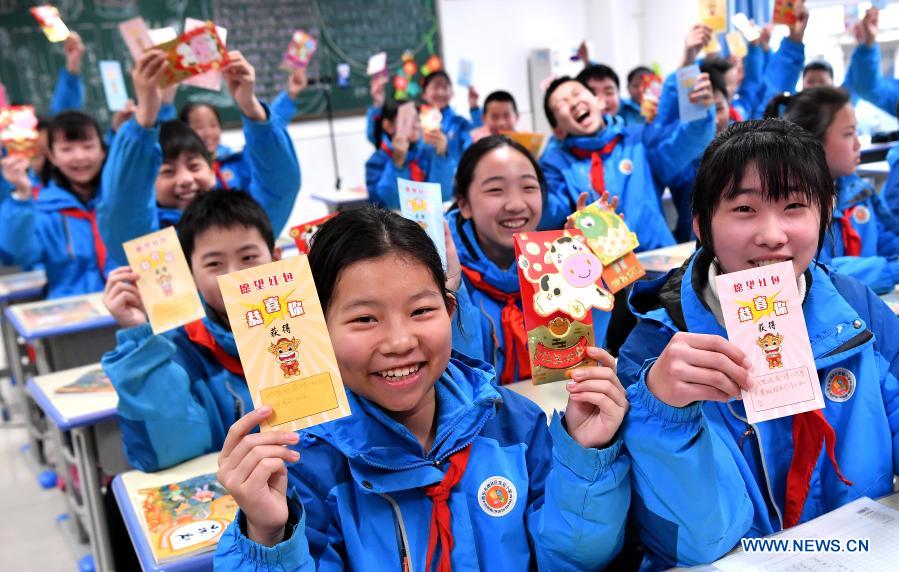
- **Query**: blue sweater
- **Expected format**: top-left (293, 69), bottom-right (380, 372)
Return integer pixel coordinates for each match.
top-left (215, 353), bottom-right (631, 571)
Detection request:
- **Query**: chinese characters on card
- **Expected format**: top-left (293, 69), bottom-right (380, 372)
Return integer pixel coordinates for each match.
top-left (123, 227), bottom-right (205, 335)
top-left (716, 261), bottom-right (824, 423)
top-left (218, 257), bottom-right (350, 432)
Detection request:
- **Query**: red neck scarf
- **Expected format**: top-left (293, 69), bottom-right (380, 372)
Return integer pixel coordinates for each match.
top-left (59, 207), bottom-right (107, 277)
top-left (569, 135), bottom-right (622, 196)
top-left (783, 409), bottom-right (852, 528)
top-left (838, 207), bottom-right (862, 257)
top-left (184, 320), bottom-right (244, 376)
top-left (729, 106), bottom-right (743, 123)
top-left (425, 445), bottom-right (472, 572)
top-left (212, 160), bottom-right (231, 190)
top-left (380, 141), bottom-right (424, 182)
top-left (460, 266), bottom-right (530, 385)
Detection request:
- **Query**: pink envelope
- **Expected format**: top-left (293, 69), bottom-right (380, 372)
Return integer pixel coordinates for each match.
top-left (715, 261), bottom-right (825, 423)
top-left (118, 17), bottom-right (153, 61)
top-left (182, 18), bottom-right (227, 91)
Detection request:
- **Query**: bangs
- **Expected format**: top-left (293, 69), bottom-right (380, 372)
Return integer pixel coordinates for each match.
top-left (48, 111), bottom-right (102, 146)
top-left (160, 120), bottom-right (212, 165)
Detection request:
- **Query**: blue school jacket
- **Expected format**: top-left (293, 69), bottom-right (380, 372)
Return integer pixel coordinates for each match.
top-left (847, 43), bottom-right (899, 115)
top-left (365, 138), bottom-right (455, 210)
top-left (619, 98), bottom-right (644, 126)
top-left (819, 175), bottom-right (899, 294)
top-left (884, 145), bottom-right (899, 214)
top-left (617, 251), bottom-right (899, 569)
top-left (733, 39), bottom-right (805, 120)
top-left (50, 68), bottom-right (84, 115)
top-left (98, 104), bottom-right (301, 268)
top-left (364, 105), bottom-right (482, 160)
top-left (447, 209), bottom-right (524, 379)
top-left (214, 352), bottom-right (631, 571)
top-left (538, 112), bottom-right (713, 249)
top-left (101, 317), bottom-right (252, 472)
top-left (0, 181), bottom-right (107, 298)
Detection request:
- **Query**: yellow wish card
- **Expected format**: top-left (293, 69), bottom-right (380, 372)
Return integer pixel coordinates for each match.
top-left (698, 0), bottom-right (727, 33)
top-left (123, 227), bottom-right (205, 335)
top-left (218, 257), bottom-right (351, 432)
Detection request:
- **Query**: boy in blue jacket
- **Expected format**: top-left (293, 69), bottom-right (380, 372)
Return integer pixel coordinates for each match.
top-left (618, 119), bottom-right (899, 569)
top-left (98, 49), bottom-right (301, 269)
top-left (101, 192), bottom-right (275, 472)
top-left (365, 99), bottom-right (455, 209)
top-left (539, 75), bottom-right (714, 249)
top-left (213, 206), bottom-right (631, 571)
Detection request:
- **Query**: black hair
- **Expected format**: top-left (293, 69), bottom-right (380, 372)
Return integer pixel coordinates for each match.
top-left (577, 64), bottom-right (620, 90)
top-left (626, 66), bottom-right (653, 85)
top-left (543, 76), bottom-right (589, 128)
top-left (44, 111), bottom-right (107, 191)
top-left (422, 70), bottom-right (451, 93)
top-left (177, 191), bottom-right (275, 265)
top-left (483, 90), bottom-right (518, 115)
top-left (454, 135), bottom-right (547, 202)
top-left (373, 98), bottom-right (418, 148)
top-left (307, 205), bottom-right (450, 315)
top-left (702, 57), bottom-right (734, 79)
top-left (179, 102), bottom-right (223, 128)
top-left (692, 119), bottom-right (835, 264)
top-left (763, 87), bottom-right (850, 140)
top-left (803, 61), bottom-right (834, 79)
top-left (160, 120), bottom-right (213, 166)
top-left (700, 62), bottom-right (729, 99)
top-left (35, 114), bottom-right (53, 183)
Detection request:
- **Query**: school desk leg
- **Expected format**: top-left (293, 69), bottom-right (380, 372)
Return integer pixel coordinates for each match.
top-left (72, 426), bottom-right (115, 572)
top-left (51, 425), bottom-right (90, 543)
top-left (1, 300), bottom-right (28, 418)
top-left (32, 338), bottom-right (52, 376)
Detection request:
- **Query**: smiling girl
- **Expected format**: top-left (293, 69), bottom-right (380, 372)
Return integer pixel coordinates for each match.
top-left (0, 111), bottom-right (109, 297)
top-left (447, 135), bottom-right (544, 384)
top-left (617, 119), bottom-right (899, 569)
top-left (214, 206), bottom-right (631, 571)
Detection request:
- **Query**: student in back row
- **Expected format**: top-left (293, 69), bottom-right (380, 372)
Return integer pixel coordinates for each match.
top-left (98, 48), bottom-right (301, 268)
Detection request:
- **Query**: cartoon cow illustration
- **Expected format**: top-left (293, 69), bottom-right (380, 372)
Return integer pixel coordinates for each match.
top-left (155, 266), bottom-right (174, 297)
top-left (519, 235), bottom-right (613, 319)
top-left (268, 337), bottom-right (301, 377)
top-left (756, 332), bottom-right (784, 369)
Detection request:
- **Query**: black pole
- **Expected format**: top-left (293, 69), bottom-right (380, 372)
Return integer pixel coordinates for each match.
top-left (322, 81), bottom-right (341, 190)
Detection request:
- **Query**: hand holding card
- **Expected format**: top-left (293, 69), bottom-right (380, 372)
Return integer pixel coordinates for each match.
top-left (715, 261), bottom-right (824, 423)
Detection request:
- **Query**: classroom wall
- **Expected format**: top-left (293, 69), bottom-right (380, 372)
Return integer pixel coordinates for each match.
top-left (234, 0), bottom-right (698, 232)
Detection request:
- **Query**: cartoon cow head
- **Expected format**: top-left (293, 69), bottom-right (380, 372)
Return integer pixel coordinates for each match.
top-left (756, 332), bottom-right (784, 356)
top-left (268, 337), bottom-right (301, 363)
top-left (534, 273), bottom-right (612, 319)
top-left (544, 235), bottom-right (602, 288)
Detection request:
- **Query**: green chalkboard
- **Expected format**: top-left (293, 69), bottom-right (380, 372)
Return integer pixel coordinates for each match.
top-left (0, 0), bottom-right (441, 126)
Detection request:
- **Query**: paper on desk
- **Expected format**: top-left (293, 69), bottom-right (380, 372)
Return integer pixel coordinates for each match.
top-left (716, 261), bottom-right (824, 424)
top-left (714, 497), bottom-right (899, 571)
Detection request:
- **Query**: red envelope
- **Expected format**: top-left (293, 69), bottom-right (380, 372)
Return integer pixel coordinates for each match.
top-left (515, 230), bottom-right (614, 384)
top-left (288, 214), bottom-right (337, 255)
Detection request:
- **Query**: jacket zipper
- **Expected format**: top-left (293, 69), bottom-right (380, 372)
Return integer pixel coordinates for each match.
top-left (379, 492), bottom-right (414, 572)
top-left (728, 402), bottom-right (784, 530)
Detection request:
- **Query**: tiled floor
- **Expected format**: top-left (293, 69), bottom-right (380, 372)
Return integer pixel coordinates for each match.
top-left (0, 380), bottom-right (80, 571)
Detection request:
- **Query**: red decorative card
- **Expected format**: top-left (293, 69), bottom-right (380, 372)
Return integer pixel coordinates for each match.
top-left (515, 230), bottom-right (614, 384)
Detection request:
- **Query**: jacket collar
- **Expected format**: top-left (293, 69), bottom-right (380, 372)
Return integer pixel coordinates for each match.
top-left (561, 114), bottom-right (625, 153)
top-left (37, 179), bottom-right (99, 212)
top-left (305, 353), bottom-right (501, 491)
top-left (447, 209), bottom-right (521, 293)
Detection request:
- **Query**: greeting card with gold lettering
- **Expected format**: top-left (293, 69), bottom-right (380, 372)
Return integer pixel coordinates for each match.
top-left (515, 230), bottom-right (613, 384)
top-left (218, 257), bottom-right (350, 432)
top-left (715, 261), bottom-right (824, 423)
top-left (123, 227), bottom-right (205, 335)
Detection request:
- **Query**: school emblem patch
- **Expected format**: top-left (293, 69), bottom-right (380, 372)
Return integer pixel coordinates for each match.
top-left (618, 159), bottom-right (633, 175)
top-left (223, 169), bottom-right (235, 182)
top-left (825, 367), bottom-right (856, 402)
top-left (852, 205), bottom-right (870, 225)
top-left (478, 476), bottom-right (516, 517)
